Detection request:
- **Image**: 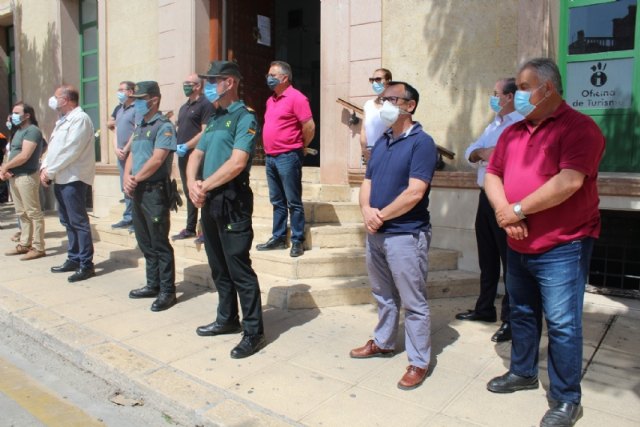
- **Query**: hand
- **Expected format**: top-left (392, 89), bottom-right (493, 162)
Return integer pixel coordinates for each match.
top-left (504, 221), bottom-right (529, 240)
top-left (176, 144), bottom-right (188, 158)
top-left (495, 203), bottom-right (520, 228)
top-left (40, 169), bottom-right (50, 187)
top-left (123, 174), bottom-right (137, 196)
top-left (189, 180), bottom-right (206, 208)
top-left (361, 206), bottom-right (383, 234)
top-left (115, 147), bottom-right (127, 161)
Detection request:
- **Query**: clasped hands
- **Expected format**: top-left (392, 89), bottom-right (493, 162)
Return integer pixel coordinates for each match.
top-left (362, 206), bottom-right (384, 234)
top-left (188, 179), bottom-right (207, 208)
top-left (0, 166), bottom-right (12, 181)
top-left (494, 203), bottom-right (528, 240)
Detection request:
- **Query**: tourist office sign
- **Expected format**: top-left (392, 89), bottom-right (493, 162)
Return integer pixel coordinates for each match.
top-left (566, 58), bottom-right (633, 110)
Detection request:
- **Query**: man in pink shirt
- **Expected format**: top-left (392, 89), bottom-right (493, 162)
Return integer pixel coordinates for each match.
top-left (256, 60), bottom-right (315, 257)
top-left (484, 58), bottom-right (605, 427)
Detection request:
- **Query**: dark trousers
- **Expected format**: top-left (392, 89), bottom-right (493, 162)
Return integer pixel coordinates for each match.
top-left (201, 193), bottom-right (263, 335)
top-left (474, 189), bottom-right (509, 322)
top-left (178, 151), bottom-right (198, 233)
top-left (132, 184), bottom-right (175, 293)
top-left (54, 181), bottom-right (94, 268)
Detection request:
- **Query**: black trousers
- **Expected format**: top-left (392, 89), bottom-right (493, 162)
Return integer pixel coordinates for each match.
top-left (132, 184), bottom-right (176, 293)
top-left (201, 191), bottom-right (263, 335)
top-left (474, 189), bottom-right (510, 322)
top-left (178, 151), bottom-right (199, 233)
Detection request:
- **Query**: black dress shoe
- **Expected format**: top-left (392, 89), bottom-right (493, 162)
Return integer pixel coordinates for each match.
top-left (129, 285), bottom-right (160, 299)
top-left (51, 260), bottom-right (79, 273)
top-left (68, 266), bottom-right (95, 283)
top-left (150, 293), bottom-right (177, 312)
top-left (290, 241), bottom-right (304, 257)
top-left (487, 371), bottom-right (539, 393)
top-left (255, 237), bottom-right (286, 251)
top-left (491, 322), bottom-right (512, 342)
top-left (196, 321), bottom-right (242, 336)
top-left (540, 402), bottom-right (583, 427)
top-left (455, 309), bottom-right (497, 322)
top-left (230, 334), bottom-right (266, 359)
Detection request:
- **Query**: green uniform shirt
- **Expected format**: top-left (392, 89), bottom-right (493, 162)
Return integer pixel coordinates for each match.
top-left (9, 124), bottom-right (44, 176)
top-left (197, 101), bottom-right (257, 179)
top-left (131, 113), bottom-right (177, 182)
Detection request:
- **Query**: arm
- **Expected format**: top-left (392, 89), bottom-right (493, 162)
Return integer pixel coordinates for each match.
top-left (0, 139), bottom-right (37, 172)
top-left (360, 118), bottom-right (370, 160)
top-left (484, 172), bottom-right (529, 240)
top-left (378, 178), bottom-right (428, 222)
top-left (186, 148), bottom-right (205, 208)
top-left (468, 147), bottom-right (494, 163)
top-left (122, 151), bottom-right (136, 196)
top-left (359, 178), bottom-right (383, 234)
top-left (301, 119), bottom-right (315, 147)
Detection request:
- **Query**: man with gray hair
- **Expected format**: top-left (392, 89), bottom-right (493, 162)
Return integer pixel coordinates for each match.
top-left (255, 60), bottom-right (315, 257)
top-left (484, 58), bottom-right (605, 427)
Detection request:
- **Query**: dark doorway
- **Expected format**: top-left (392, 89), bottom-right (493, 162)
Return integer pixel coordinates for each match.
top-left (214, 0), bottom-right (321, 166)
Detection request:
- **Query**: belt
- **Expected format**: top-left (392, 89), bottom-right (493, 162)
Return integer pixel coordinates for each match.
top-left (140, 181), bottom-right (165, 191)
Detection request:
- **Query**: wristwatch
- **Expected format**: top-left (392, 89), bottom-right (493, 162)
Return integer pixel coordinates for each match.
top-left (513, 202), bottom-right (526, 220)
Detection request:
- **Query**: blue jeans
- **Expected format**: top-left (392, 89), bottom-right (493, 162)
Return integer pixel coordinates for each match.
top-left (117, 157), bottom-right (132, 223)
top-left (54, 181), bottom-right (94, 268)
top-left (265, 150), bottom-right (305, 243)
top-left (507, 238), bottom-right (594, 404)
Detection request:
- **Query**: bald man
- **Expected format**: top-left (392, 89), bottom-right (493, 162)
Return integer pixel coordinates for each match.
top-left (172, 73), bottom-right (215, 242)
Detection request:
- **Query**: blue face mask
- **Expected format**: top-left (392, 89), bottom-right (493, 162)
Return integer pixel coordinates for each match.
top-left (514, 85), bottom-right (544, 117)
top-left (266, 76), bottom-right (281, 91)
top-left (489, 96), bottom-right (502, 113)
top-left (134, 99), bottom-right (150, 117)
top-left (372, 82), bottom-right (385, 95)
top-left (204, 81), bottom-right (220, 103)
top-left (117, 91), bottom-right (127, 104)
top-left (11, 113), bottom-right (22, 126)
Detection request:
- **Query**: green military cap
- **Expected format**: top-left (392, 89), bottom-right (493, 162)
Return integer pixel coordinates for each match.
top-left (198, 61), bottom-right (243, 80)
top-left (130, 81), bottom-right (161, 98)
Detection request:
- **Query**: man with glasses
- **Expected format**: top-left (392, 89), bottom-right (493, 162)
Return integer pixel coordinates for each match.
top-left (350, 81), bottom-right (438, 390)
top-left (455, 78), bottom-right (523, 343)
top-left (485, 58), bottom-right (605, 427)
top-left (255, 60), bottom-right (315, 257)
top-left (187, 61), bottom-right (266, 359)
top-left (172, 73), bottom-right (215, 244)
top-left (41, 85), bottom-right (96, 282)
top-left (123, 81), bottom-right (178, 312)
top-left (109, 81), bottom-right (137, 231)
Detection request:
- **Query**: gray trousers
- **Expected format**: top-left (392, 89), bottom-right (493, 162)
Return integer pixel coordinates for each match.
top-left (367, 227), bottom-right (432, 369)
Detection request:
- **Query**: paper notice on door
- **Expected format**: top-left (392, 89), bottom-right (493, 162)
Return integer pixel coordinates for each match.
top-left (257, 15), bottom-right (271, 47)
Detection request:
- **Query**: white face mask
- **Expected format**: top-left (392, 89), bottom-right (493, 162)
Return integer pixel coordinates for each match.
top-left (379, 101), bottom-right (400, 127)
top-left (48, 96), bottom-right (58, 111)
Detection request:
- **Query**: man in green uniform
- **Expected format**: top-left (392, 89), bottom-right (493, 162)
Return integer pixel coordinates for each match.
top-left (186, 61), bottom-right (266, 359)
top-left (123, 81), bottom-right (178, 312)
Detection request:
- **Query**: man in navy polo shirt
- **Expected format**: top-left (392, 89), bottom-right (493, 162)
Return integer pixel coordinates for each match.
top-left (350, 81), bottom-right (438, 390)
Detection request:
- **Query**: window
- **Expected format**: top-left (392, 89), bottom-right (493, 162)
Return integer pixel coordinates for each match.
top-left (79, 0), bottom-right (100, 161)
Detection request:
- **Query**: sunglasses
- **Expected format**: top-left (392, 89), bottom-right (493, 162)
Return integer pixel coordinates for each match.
top-left (369, 77), bottom-right (385, 83)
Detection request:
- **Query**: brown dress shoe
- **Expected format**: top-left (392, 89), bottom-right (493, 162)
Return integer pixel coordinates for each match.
top-left (350, 339), bottom-right (394, 359)
top-left (5, 244), bottom-right (31, 256)
top-left (20, 249), bottom-right (46, 261)
top-left (398, 365), bottom-right (428, 390)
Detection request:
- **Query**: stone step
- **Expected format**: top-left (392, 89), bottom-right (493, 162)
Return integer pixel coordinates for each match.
top-left (93, 241), bottom-right (479, 310)
top-left (249, 180), bottom-right (353, 202)
top-left (250, 165), bottom-right (320, 184)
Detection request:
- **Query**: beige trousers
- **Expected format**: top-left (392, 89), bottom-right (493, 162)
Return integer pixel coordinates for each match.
top-left (10, 172), bottom-right (45, 251)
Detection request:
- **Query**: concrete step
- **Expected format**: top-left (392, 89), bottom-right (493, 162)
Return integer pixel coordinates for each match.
top-left (94, 241), bottom-right (479, 310)
top-left (250, 165), bottom-right (320, 184)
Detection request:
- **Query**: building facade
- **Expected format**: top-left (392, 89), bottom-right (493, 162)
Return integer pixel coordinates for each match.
top-left (0, 0), bottom-right (637, 291)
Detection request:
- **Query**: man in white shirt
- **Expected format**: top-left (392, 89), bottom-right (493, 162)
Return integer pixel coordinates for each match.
top-left (41, 85), bottom-right (96, 282)
top-left (455, 78), bottom-right (523, 342)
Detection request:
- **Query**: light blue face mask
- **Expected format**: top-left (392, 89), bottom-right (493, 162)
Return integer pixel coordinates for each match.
top-left (514, 85), bottom-right (544, 117)
top-left (11, 113), bottom-right (22, 126)
top-left (372, 82), bottom-right (385, 95)
top-left (134, 99), bottom-right (150, 117)
top-left (117, 91), bottom-right (127, 104)
top-left (489, 96), bottom-right (502, 113)
top-left (204, 81), bottom-right (220, 103)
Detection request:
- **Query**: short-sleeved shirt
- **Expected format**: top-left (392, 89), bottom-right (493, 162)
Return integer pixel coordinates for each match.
top-left (197, 101), bottom-right (257, 179)
top-left (9, 124), bottom-right (44, 176)
top-left (114, 103), bottom-right (138, 148)
top-left (131, 113), bottom-right (177, 182)
top-left (262, 85), bottom-right (313, 155)
top-left (487, 102), bottom-right (605, 254)
top-left (366, 122), bottom-right (438, 233)
top-left (176, 95), bottom-right (215, 145)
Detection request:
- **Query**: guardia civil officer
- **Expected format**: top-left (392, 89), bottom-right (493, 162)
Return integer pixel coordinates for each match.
top-left (186, 61), bottom-right (266, 359)
top-left (123, 81), bottom-right (178, 312)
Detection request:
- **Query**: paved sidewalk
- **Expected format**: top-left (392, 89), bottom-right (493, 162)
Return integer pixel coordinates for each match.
top-left (0, 211), bottom-right (638, 426)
